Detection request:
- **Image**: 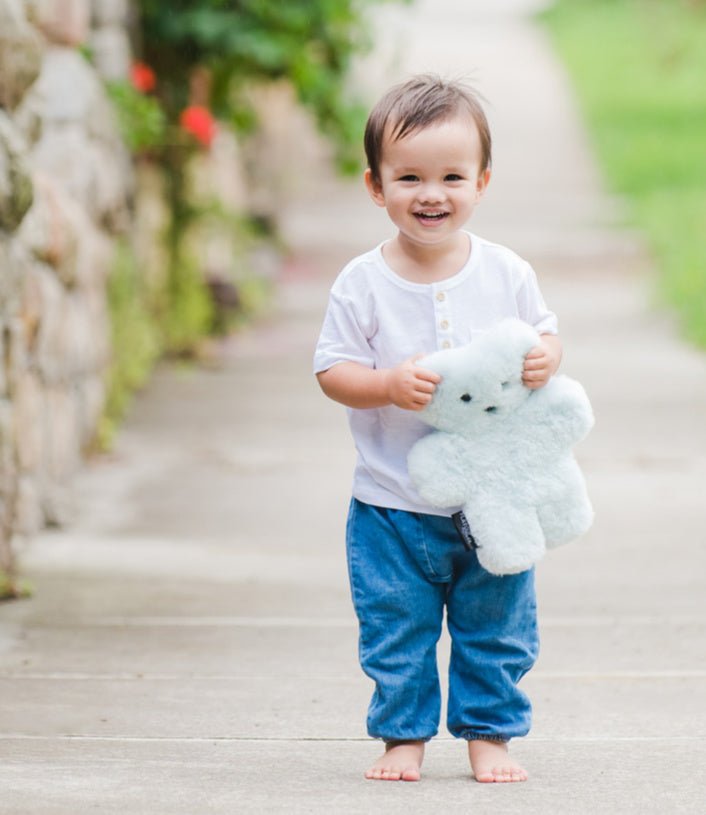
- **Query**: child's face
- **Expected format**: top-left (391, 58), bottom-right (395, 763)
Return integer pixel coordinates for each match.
top-left (365, 114), bottom-right (490, 250)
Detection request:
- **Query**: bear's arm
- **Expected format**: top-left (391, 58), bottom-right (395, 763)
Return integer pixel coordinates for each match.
top-left (528, 376), bottom-right (594, 445)
top-left (408, 432), bottom-right (472, 508)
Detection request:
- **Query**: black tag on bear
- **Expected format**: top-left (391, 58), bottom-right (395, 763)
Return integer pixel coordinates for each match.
top-left (452, 511), bottom-right (478, 551)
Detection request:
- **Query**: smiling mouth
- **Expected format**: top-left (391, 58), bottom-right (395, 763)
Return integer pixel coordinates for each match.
top-left (414, 212), bottom-right (450, 224)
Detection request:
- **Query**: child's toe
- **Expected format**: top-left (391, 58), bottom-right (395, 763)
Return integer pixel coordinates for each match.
top-left (400, 766), bottom-right (421, 782)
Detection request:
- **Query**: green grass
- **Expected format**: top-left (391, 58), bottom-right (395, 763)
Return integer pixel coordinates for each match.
top-left (543, 0), bottom-right (706, 346)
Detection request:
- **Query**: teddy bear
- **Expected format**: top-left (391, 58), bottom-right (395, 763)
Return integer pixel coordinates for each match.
top-left (407, 319), bottom-right (594, 575)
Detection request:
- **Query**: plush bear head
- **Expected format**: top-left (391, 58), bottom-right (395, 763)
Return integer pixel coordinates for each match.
top-left (418, 319), bottom-right (540, 435)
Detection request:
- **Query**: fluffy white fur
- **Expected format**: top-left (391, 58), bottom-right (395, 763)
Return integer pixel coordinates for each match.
top-left (408, 319), bottom-right (594, 575)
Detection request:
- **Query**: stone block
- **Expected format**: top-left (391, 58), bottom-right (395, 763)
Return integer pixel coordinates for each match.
top-left (0, 111), bottom-right (34, 232)
top-left (63, 292), bottom-right (96, 376)
top-left (30, 123), bottom-right (94, 211)
top-left (0, 399), bottom-right (15, 539)
top-left (89, 25), bottom-right (131, 82)
top-left (41, 385), bottom-right (80, 480)
top-left (11, 89), bottom-right (43, 147)
top-left (85, 95), bottom-right (125, 151)
top-left (36, 289), bottom-right (109, 381)
top-left (7, 236), bottom-right (33, 292)
top-left (3, 315), bottom-right (28, 399)
top-left (74, 228), bottom-right (113, 290)
top-left (14, 474), bottom-right (42, 536)
top-left (30, 129), bottom-right (130, 231)
top-left (39, 481), bottom-right (76, 527)
top-left (22, 46), bottom-right (125, 149)
top-left (0, 316), bottom-right (6, 397)
top-left (90, 0), bottom-right (129, 26)
top-left (76, 374), bottom-right (106, 446)
top-left (34, 0), bottom-right (90, 47)
top-left (46, 291), bottom-right (75, 381)
top-left (33, 263), bottom-right (64, 382)
top-left (40, 385), bottom-right (79, 526)
top-left (17, 174), bottom-right (80, 280)
top-left (14, 370), bottom-right (42, 471)
top-left (19, 261), bottom-right (42, 355)
top-left (0, 399), bottom-right (14, 473)
top-left (85, 140), bottom-right (132, 232)
top-left (0, 239), bottom-right (16, 307)
top-left (0, 0), bottom-right (43, 111)
top-left (7, 46), bottom-right (109, 148)
top-left (24, 47), bottom-right (99, 127)
top-left (83, 288), bottom-right (110, 368)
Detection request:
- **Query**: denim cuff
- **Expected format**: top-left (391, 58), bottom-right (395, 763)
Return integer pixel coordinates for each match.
top-left (461, 732), bottom-right (509, 743)
top-left (378, 735), bottom-right (435, 745)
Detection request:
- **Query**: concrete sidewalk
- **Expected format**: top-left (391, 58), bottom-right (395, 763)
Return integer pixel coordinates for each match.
top-left (2, 1), bottom-right (705, 812)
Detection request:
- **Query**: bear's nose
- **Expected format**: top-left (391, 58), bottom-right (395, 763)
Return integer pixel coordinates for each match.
top-left (484, 406), bottom-right (498, 413)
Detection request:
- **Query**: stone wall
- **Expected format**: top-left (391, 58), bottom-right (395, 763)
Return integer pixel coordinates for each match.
top-left (0, 0), bottom-right (132, 578)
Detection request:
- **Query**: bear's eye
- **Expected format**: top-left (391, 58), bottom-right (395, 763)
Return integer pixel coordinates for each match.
top-left (501, 381), bottom-right (510, 389)
top-left (460, 393), bottom-right (472, 403)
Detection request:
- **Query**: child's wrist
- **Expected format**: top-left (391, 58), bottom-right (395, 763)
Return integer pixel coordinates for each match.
top-left (379, 367), bottom-right (396, 406)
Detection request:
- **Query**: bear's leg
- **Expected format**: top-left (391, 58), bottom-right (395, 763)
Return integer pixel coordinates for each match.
top-left (464, 503), bottom-right (545, 575)
top-left (537, 485), bottom-right (593, 549)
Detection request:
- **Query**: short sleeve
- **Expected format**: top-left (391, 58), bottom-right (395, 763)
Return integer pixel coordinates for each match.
top-left (313, 291), bottom-right (376, 374)
top-left (516, 262), bottom-right (558, 335)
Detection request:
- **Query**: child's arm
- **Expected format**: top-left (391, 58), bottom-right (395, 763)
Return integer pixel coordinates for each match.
top-left (522, 333), bottom-right (563, 390)
top-left (317, 357), bottom-right (441, 411)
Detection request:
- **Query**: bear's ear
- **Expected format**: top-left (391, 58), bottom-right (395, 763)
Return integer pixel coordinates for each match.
top-left (417, 344), bottom-right (473, 380)
top-left (489, 319), bottom-right (540, 358)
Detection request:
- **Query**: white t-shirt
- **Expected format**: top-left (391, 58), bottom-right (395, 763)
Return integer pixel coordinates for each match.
top-left (314, 232), bottom-right (558, 515)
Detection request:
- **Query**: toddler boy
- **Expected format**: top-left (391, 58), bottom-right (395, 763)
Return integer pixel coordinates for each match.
top-left (314, 75), bottom-right (561, 783)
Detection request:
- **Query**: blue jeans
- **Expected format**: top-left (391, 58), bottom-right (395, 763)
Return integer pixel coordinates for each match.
top-left (346, 498), bottom-right (539, 742)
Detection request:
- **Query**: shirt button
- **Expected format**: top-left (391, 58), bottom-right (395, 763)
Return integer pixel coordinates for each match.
top-left (436, 292), bottom-right (446, 302)
top-left (440, 319), bottom-right (449, 330)
top-left (442, 340), bottom-right (452, 349)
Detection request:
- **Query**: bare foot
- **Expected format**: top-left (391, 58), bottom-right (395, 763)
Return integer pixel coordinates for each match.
top-left (468, 739), bottom-right (528, 783)
top-left (365, 740), bottom-right (425, 782)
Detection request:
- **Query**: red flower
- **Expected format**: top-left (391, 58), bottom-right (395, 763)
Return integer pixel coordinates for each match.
top-left (180, 105), bottom-right (217, 148)
top-left (130, 62), bottom-right (156, 93)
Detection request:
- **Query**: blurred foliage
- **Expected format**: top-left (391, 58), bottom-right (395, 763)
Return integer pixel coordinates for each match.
top-left (102, 0), bottom-right (397, 438)
top-left (101, 239), bottom-right (162, 447)
top-left (136, 0), bottom-right (391, 172)
top-left (161, 248), bottom-right (215, 353)
top-left (0, 570), bottom-right (32, 601)
top-left (105, 80), bottom-right (167, 153)
top-left (543, 0), bottom-right (706, 346)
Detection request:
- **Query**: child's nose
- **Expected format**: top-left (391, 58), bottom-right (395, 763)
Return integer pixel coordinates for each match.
top-left (419, 183), bottom-right (445, 204)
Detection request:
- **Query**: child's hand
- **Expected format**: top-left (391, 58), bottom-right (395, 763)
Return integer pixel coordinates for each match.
top-left (384, 356), bottom-right (441, 411)
top-left (523, 336), bottom-right (562, 390)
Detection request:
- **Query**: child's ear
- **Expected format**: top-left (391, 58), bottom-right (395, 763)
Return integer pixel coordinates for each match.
top-left (475, 168), bottom-right (491, 201)
top-left (364, 168), bottom-right (386, 207)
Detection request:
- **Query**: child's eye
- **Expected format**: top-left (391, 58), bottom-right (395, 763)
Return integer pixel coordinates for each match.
top-left (445, 174), bottom-right (464, 182)
top-left (399, 174), bottom-right (419, 182)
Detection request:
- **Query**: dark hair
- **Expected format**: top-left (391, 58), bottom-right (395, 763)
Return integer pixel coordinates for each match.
top-left (364, 74), bottom-right (492, 182)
